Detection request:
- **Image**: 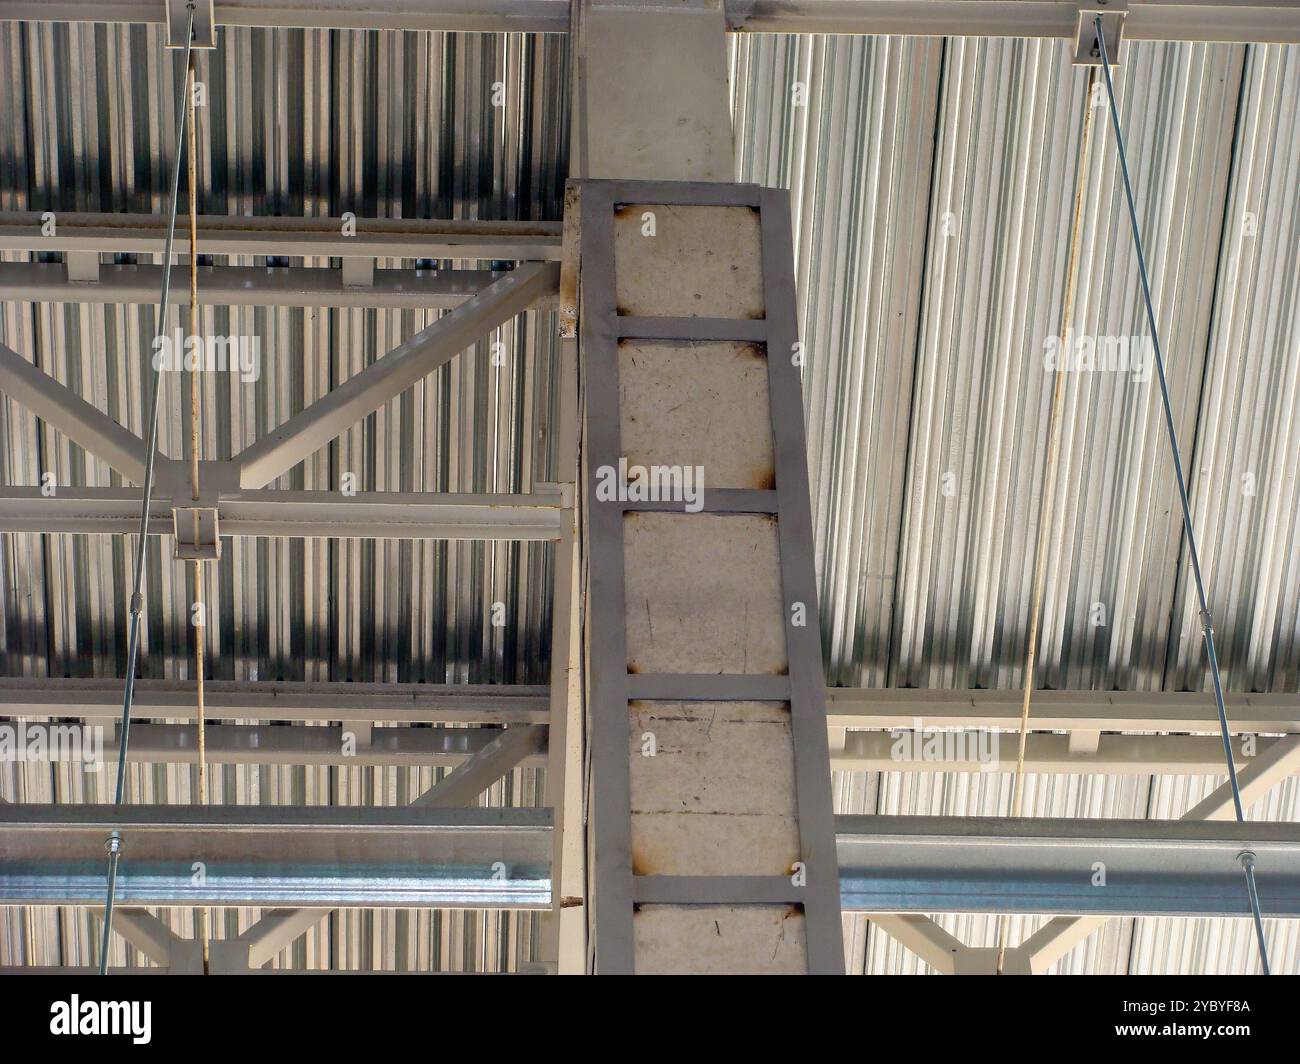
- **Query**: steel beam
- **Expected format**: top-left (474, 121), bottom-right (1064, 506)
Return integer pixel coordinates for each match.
top-left (0, 804), bottom-right (552, 908)
top-left (1018, 735), bottom-right (1300, 970)
top-left (99, 908), bottom-right (183, 966)
top-left (5, 717), bottom-right (1285, 775)
top-left (826, 686), bottom-right (1300, 735)
top-left (0, 678), bottom-right (550, 725)
top-left (409, 725), bottom-right (548, 807)
top-left (0, 1), bottom-right (1296, 44)
top-left (0, 486), bottom-right (564, 540)
top-left (0, 340), bottom-right (149, 483)
top-left (5, 680), bottom-right (1298, 763)
top-left (866, 914), bottom-right (964, 974)
top-left (228, 725), bottom-right (549, 968)
top-left (234, 262), bottom-right (560, 488)
top-left (728, 0), bottom-right (1300, 43)
top-left (832, 730), bottom-right (1294, 775)
top-left (0, 211), bottom-right (563, 261)
top-left (0, 262), bottom-right (504, 309)
top-left (9, 808), bottom-right (1298, 919)
top-left (837, 814), bottom-right (1300, 917)
top-left (0, 964), bottom-right (452, 974)
top-left (0, 721), bottom-right (547, 769)
top-left (238, 909), bottom-right (329, 969)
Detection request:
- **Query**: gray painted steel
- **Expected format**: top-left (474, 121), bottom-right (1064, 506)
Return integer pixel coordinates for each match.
top-left (837, 815), bottom-right (1300, 917)
top-left (580, 178), bottom-right (844, 973)
top-left (6, 1), bottom-right (1298, 43)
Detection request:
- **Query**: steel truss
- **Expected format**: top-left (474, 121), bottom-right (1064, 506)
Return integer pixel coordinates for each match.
top-left (0, 1), bottom-right (1297, 44)
top-left (0, 0), bottom-right (1297, 977)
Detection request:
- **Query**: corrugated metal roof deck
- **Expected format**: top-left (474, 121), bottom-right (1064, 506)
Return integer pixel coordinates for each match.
top-left (1, 22), bottom-right (1297, 972)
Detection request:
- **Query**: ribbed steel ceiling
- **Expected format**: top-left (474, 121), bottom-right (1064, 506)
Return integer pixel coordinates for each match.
top-left (1, 20), bottom-right (1297, 973)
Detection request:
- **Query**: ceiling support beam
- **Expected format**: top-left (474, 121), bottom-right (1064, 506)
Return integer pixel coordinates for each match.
top-left (0, 721), bottom-right (548, 769)
top-left (1018, 735), bottom-right (1300, 972)
top-left (96, 907), bottom-right (183, 967)
top-left (0, 339), bottom-right (150, 483)
top-left (0, 677), bottom-right (551, 725)
top-left (233, 261), bottom-right (560, 488)
top-left (832, 730), bottom-right (1292, 775)
top-left (5, 681), bottom-right (1300, 769)
top-left (0, 210), bottom-right (563, 261)
top-left (3, 717), bottom-right (1286, 775)
top-left (826, 687), bottom-right (1300, 735)
top-left (0, 1), bottom-right (1296, 44)
top-left (729, 0), bottom-right (1300, 43)
top-left (0, 964), bottom-right (459, 975)
top-left (237, 909), bottom-right (330, 969)
top-left (9, 810), bottom-right (1299, 920)
top-left (0, 804), bottom-right (553, 908)
top-left (0, 485), bottom-right (565, 541)
top-left (866, 914), bottom-right (964, 974)
top-left (836, 813), bottom-right (1300, 918)
top-left (409, 725), bottom-right (548, 807)
top-left (539, 342), bottom-right (585, 974)
top-left (0, 262), bottom-right (506, 310)
top-left (226, 724), bottom-right (547, 970)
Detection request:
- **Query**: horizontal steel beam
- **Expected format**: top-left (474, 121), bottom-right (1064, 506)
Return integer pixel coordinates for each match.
top-left (0, 963), bottom-right (491, 974)
top-left (827, 687), bottom-right (1300, 735)
top-left (836, 815), bottom-right (1300, 917)
top-left (0, 262), bottom-right (506, 309)
top-left (728, 0), bottom-right (1300, 43)
top-left (0, 721), bottom-right (547, 768)
top-left (0, 211), bottom-right (563, 261)
top-left (832, 730), bottom-right (1291, 775)
top-left (5, 682), bottom-right (1298, 773)
top-left (0, 678), bottom-right (551, 725)
top-left (6, 807), bottom-right (1296, 917)
top-left (0, 804), bottom-right (552, 908)
top-left (0, 486), bottom-right (564, 540)
top-left (0, 1), bottom-right (1295, 44)
top-left (1, 715), bottom-right (1280, 774)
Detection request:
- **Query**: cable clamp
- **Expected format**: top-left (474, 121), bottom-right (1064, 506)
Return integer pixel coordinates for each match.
top-left (167, 0), bottom-right (216, 49)
top-left (1073, 3), bottom-right (1128, 67)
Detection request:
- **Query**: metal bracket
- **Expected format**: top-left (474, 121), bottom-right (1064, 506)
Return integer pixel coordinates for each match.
top-left (1073, 4), bottom-right (1127, 66)
top-left (64, 251), bottom-right (100, 283)
top-left (341, 256), bottom-right (375, 287)
top-left (166, 0), bottom-right (217, 50)
top-left (172, 487), bottom-right (221, 561)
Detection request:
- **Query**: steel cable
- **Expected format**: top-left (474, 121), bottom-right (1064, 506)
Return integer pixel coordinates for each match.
top-left (96, 1), bottom-right (198, 977)
top-left (1094, 16), bottom-right (1269, 974)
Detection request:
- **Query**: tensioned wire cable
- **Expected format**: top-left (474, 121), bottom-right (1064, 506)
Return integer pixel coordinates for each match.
top-left (97, 1), bottom-right (198, 977)
top-left (1093, 16), bottom-right (1270, 974)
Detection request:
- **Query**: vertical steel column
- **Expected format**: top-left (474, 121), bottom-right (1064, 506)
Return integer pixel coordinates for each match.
top-left (580, 180), bottom-right (843, 973)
